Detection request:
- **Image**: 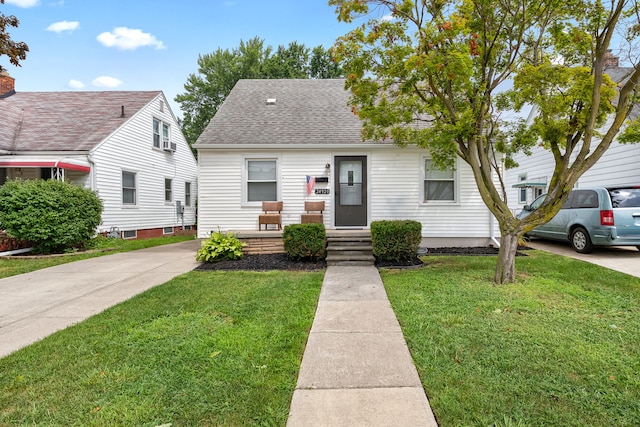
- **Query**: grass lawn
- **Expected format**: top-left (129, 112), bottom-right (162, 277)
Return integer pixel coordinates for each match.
top-left (382, 250), bottom-right (640, 426)
top-left (0, 235), bottom-right (195, 280)
top-left (0, 270), bottom-right (323, 426)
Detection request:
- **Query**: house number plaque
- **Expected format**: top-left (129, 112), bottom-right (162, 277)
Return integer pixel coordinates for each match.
top-left (315, 188), bottom-right (330, 195)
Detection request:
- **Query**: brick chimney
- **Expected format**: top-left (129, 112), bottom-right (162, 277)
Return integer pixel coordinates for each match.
top-left (0, 71), bottom-right (16, 98)
top-left (603, 49), bottom-right (619, 68)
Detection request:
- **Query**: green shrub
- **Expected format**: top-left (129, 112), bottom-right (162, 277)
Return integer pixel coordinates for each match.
top-left (196, 230), bottom-right (245, 262)
top-left (371, 220), bottom-right (422, 262)
top-left (0, 179), bottom-right (103, 254)
top-left (283, 223), bottom-right (326, 260)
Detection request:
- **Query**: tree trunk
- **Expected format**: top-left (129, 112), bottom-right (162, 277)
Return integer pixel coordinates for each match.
top-left (494, 231), bottom-right (520, 284)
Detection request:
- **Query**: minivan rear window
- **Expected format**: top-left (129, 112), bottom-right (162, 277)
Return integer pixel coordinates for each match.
top-left (609, 188), bottom-right (640, 208)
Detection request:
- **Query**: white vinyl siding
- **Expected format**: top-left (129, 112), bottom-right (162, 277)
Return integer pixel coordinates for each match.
top-left (91, 93), bottom-right (198, 234)
top-left (197, 146), bottom-right (495, 240)
top-left (506, 135), bottom-right (640, 214)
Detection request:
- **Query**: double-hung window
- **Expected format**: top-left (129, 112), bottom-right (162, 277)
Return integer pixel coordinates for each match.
top-left (153, 119), bottom-right (161, 148)
top-left (518, 175), bottom-right (528, 203)
top-left (153, 118), bottom-right (171, 149)
top-left (165, 178), bottom-right (173, 203)
top-left (247, 159), bottom-right (277, 202)
top-left (185, 182), bottom-right (192, 207)
top-left (122, 171), bottom-right (137, 205)
top-left (423, 159), bottom-right (455, 202)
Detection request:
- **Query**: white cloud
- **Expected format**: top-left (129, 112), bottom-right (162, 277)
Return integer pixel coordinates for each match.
top-left (46, 21), bottom-right (80, 33)
top-left (92, 76), bottom-right (123, 88)
top-left (67, 79), bottom-right (84, 89)
top-left (5, 0), bottom-right (39, 7)
top-left (96, 27), bottom-right (166, 51)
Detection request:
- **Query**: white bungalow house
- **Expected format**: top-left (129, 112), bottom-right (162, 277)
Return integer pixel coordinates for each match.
top-left (195, 78), bottom-right (500, 247)
top-left (505, 63), bottom-right (639, 214)
top-left (0, 72), bottom-right (197, 239)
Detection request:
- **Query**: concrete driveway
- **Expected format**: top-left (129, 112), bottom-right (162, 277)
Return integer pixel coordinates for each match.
top-left (527, 238), bottom-right (640, 278)
top-left (0, 240), bottom-right (200, 358)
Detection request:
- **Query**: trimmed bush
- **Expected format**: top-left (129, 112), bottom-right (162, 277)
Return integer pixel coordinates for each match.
top-left (0, 179), bottom-right (103, 254)
top-left (283, 223), bottom-right (326, 260)
top-left (371, 220), bottom-right (422, 262)
top-left (196, 230), bottom-right (245, 262)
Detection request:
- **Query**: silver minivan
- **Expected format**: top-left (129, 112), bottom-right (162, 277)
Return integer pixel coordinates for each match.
top-left (518, 186), bottom-right (640, 253)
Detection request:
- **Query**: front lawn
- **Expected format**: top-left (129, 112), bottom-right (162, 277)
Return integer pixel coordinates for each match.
top-left (382, 250), bottom-right (640, 426)
top-left (0, 270), bottom-right (323, 426)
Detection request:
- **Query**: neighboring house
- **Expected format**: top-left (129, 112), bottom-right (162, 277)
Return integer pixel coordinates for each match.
top-left (0, 72), bottom-right (198, 239)
top-left (195, 78), bottom-right (500, 247)
top-left (505, 61), bottom-right (639, 214)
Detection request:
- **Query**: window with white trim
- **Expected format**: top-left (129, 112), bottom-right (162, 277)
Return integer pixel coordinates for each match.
top-left (423, 159), bottom-right (455, 202)
top-left (153, 118), bottom-right (171, 149)
top-left (153, 118), bottom-right (161, 148)
top-left (165, 178), bottom-right (173, 202)
top-left (185, 182), bottom-right (192, 207)
top-left (246, 159), bottom-right (277, 202)
top-left (518, 175), bottom-right (528, 203)
top-left (122, 171), bottom-right (137, 205)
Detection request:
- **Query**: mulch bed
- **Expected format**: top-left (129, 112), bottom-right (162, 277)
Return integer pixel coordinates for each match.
top-left (194, 246), bottom-right (530, 271)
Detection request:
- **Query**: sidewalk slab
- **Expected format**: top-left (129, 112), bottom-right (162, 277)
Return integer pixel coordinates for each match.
top-left (311, 300), bottom-right (401, 333)
top-left (288, 388), bottom-right (438, 427)
top-left (296, 331), bottom-right (422, 389)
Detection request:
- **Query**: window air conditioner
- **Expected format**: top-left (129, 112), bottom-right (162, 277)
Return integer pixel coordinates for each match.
top-left (162, 138), bottom-right (172, 152)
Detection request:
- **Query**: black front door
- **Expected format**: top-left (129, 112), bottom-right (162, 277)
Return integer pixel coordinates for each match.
top-left (335, 156), bottom-right (367, 227)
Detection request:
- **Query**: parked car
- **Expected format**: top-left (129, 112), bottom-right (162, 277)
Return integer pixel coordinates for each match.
top-left (518, 186), bottom-right (640, 253)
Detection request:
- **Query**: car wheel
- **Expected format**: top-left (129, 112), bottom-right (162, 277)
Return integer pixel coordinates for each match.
top-left (571, 227), bottom-right (594, 254)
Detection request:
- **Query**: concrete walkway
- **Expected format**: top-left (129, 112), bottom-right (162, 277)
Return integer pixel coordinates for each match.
top-left (287, 266), bottom-right (438, 426)
top-left (0, 240), bottom-right (200, 358)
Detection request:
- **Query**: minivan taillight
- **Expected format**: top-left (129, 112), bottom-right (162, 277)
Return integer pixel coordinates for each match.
top-left (600, 210), bottom-right (614, 226)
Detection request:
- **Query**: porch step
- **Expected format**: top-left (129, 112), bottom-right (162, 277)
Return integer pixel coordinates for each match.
top-left (326, 231), bottom-right (375, 266)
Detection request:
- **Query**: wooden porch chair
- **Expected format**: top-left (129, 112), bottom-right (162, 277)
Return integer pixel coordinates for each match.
top-left (258, 201), bottom-right (283, 230)
top-left (301, 201), bottom-right (324, 224)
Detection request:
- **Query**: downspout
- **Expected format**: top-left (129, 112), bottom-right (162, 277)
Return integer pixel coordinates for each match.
top-left (490, 211), bottom-right (500, 248)
top-left (87, 154), bottom-right (96, 191)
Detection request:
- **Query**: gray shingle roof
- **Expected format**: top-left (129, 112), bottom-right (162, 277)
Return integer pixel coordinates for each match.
top-left (196, 79), bottom-right (389, 146)
top-left (0, 91), bottom-right (160, 152)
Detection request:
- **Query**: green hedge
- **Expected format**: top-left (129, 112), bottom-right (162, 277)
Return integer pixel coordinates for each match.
top-left (0, 179), bottom-right (103, 254)
top-left (282, 223), bottom-right (326, 260)
top-left (371, 220), bottom-right (422, 262)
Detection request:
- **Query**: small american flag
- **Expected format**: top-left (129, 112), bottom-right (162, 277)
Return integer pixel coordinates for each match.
top-left (306, 175), bottom-right (315, 195)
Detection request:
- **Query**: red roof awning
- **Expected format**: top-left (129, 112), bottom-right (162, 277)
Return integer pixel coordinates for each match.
top-left (0, 157), bottom-right (90, 173)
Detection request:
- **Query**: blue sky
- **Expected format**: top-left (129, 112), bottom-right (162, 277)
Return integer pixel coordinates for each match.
top-left (2, 0), bottom-right (362, 117)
